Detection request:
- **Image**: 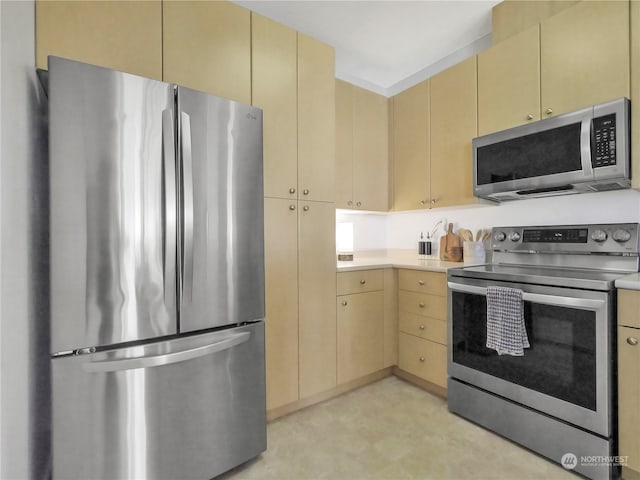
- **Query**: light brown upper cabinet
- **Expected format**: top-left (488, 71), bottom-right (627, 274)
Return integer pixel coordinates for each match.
top-left (540, 0), bottom-right (629, 118)
top-left (478, 25), bottom-right (541, 136)
top-left (251, 13), bottom-right (298, 200)
top-left (336, 80), bottom-right (389, 211)
top-left (298, 33), bottom-right (336, 203)
top-left (163, 0), bottom-right (251, 104)
top-left (36, 0), bottom-right (162, 80)
top-left (430, 56), bottom-right (478, 208)
top-left (392, 80), bottom-right (430, 211)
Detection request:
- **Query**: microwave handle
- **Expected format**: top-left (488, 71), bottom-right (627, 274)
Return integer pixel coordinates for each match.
top-left (447, 282), bottom-right (605, 310)
top-left (580, 116), bottom-right (593, 177)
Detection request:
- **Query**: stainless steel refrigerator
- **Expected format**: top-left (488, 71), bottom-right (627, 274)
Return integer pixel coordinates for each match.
top-left (47, 56), bottom-right (266, 479)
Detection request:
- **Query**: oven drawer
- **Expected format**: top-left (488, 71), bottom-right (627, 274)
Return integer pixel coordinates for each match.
top-left (337, 269), bottom-right (384, 295)
top-left (398, 270), bottom-right (446, 296)
top-left (398, 290), bottom-right (446, 319)
top-left (399, 311), bottom-right (446, 345)
top-left (398, 332), bottom-right (447, 388)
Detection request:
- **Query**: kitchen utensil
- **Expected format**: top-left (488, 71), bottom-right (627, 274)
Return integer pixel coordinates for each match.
top-left (440, 223), bottom-right (463, 262)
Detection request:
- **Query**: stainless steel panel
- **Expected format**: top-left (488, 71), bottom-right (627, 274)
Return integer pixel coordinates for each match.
top-left (177, 87), bottom-right (264, 332)
top-left (448, 379), bottom-right (616, 480)
top-left (48, 57), bottom-right (177, 352)
top-left (51, 322), bottom-right (266, 480)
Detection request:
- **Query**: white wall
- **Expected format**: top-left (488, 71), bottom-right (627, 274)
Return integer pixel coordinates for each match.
top-left (339, 189), bottom-right (640, 253)
top-left (1, 1), bottom-right (51, 478)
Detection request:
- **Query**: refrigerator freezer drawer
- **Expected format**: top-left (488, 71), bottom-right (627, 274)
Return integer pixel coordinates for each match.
top-left (51, 322), bottom-right (266, 480)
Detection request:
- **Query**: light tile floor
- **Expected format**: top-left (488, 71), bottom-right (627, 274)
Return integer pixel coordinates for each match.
top-left (219, 376), bottom-right (576, 480)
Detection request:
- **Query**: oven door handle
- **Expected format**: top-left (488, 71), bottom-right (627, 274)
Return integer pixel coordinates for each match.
top-left (448, 282), bottom-right (606, 310)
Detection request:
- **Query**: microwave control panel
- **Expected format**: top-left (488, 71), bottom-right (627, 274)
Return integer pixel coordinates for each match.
top-left (592, 114), bottom-right (616, 167)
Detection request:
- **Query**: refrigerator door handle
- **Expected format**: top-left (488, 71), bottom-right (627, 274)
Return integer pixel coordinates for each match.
top-left (82, 331), bottom-right (251, 373)
top-left (162, 109), bottom-right (177, 308)
top-left (181, 111), bottom-right (195, 302)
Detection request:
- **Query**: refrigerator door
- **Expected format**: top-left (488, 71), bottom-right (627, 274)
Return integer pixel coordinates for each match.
top-left (51, 322), bottom-right (266, 480)
top-left (177, 87), bottom-right (265, 332)
top-left (49, 57), bottom-right (178, 353)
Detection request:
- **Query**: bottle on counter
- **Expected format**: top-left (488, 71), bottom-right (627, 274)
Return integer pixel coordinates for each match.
top-left (419, 232), bottom-right (427, 258)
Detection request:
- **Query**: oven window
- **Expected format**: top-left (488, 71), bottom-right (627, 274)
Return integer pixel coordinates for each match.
top-left (451, 291), bottom-right (596, 410)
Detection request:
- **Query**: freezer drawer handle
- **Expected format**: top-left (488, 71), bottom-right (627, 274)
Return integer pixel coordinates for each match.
top-left (82, 331), bottom-right (251, 373)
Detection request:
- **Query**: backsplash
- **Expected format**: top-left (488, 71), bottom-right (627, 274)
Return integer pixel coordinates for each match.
top-left (337, 189), bottom-right (640, 253)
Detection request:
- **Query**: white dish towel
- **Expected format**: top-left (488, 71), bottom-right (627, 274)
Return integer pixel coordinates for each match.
top-left (486, 286), bottom-right (530, 356)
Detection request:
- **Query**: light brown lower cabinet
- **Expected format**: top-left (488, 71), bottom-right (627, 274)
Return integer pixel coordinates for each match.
top-left (618, 292), bottom-right (640, 479)
top-left (397, 269), bottom-right (448, 390)
top-left (337, 274), bottom-right (385, 385)
top-left (398, 332), bottom-right (447, 388)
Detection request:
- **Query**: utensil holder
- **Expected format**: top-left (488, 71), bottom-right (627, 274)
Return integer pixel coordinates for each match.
top-left (463, 241), bottom-right (486, 265)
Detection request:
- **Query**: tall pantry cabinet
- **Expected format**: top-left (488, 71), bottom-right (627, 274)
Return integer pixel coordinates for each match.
top-left (252, 14), bottom-right (337, 412)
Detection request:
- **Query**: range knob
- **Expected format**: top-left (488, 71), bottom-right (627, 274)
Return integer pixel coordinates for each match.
top-left (494, 231), bottom-right (506, 242)
top-left (613, 229), bottom-right (632, 243)
top-left (591, 229), bottom-right (608, 243)
top-left (508, 232), bottom-right (521, 242)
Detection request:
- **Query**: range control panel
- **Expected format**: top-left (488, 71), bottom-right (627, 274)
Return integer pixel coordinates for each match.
top-left (592, 114), bottom-right (617, 168)
top-left (491, 223), bottom-right (640, 254)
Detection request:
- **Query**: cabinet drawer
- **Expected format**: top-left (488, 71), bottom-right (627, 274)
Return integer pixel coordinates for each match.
top-left (398, 290), bottom-right (446, 320)
top-left (619, 289), bottom-right (640, 329)
top-left (398, 332), bottom-right (447, 388)
top-left (399, 311), bottom-right (446, 345)
top-left (398, 269), bottom-right (446, 296)
top-left (337, 269), bottom-right (384, 295)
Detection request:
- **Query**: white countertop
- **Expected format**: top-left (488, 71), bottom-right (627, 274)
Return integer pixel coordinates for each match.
top-left (337, 255), bottom-right (464, 273)
top-left (615, 273), bottom-right (640, 290)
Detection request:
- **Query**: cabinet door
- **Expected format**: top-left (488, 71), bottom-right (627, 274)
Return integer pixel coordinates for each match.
top-left (353, 87), bottom-right (389, 211)
top-left (298, 201), bottom-right (337, 398)
top-left (163, 0), bottom-right (251, 104)
top-left (36, 0), bottom-right (162, 80)
top-left (264, 198), bottom-right (299, 410)
top-left (335, 80), bottom-right (354, 209)
top-left (618, 326), bottom-right (640, 472)
top-left (298, 33), bottom-right (336, 203)
top-left (392, 80), bottom-right (429, 211)
top-left (430, 57), bottom-right (478, 208)
top-left (541, 0), bottom-right (629, 117)
top-left (252, 13), bottom-right (298, 200)
top-left (478, 24), bottom-right (540, 135)
top-left (337, 291), bottom-right (384, 384)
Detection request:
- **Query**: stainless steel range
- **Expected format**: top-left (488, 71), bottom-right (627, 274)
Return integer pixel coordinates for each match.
top-left (447, 223), bottom-right (640, 480)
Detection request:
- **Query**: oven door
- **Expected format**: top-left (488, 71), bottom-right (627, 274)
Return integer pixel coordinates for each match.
top-left (448, 276), bottom-right (613, 437)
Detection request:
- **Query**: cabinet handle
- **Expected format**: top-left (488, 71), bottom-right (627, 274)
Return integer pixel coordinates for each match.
top-left (303, 205), bottom-right (309, 211)
top-left (289, 187), bottom-right (296, 194)
top-left (341, 300), bottom-right (348, 306)
top-left (526, 113), bottom-right (534, 120)
top-left (419, 302), bottom-right (425, 308)
top-left (420, 200), bottom-right (426, 206)
top-left (431, 199), bottom-right (437, 205)
top-left (418, 280), bottom-right (425, 286)
top-left (303, 189), bottom-right (310, 195)
top-left (356, 201), bottom-right (362, 207)
top-left (347, 200), bottom-right (353, 206)
top-left (419, 356), bottom-right (425, 362)
top-left (627, 337), bottom-right (639, 346)
top-left (419, 325), bottom-right (425, 330)
top-left (360, 279), bottom-right (366, 285)
top-left (289, 204), bottom-right (296, 211)
top-left (545, 108), bottom-right (553, 116)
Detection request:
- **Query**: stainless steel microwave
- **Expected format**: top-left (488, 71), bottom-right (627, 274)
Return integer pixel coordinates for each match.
top-left (473, 98), bottom-right (630, 202)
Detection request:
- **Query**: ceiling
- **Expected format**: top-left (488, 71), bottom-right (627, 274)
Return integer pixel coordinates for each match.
top-left (234, 0), bottom-right (501, 97)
